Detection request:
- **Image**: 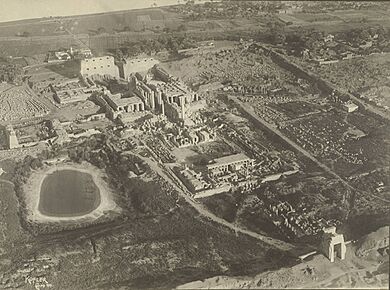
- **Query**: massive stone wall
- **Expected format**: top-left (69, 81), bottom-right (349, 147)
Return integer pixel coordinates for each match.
top-left (122, 58), bottom-right (159, 79)
top-left (80, 56), bottom-right (120, 78)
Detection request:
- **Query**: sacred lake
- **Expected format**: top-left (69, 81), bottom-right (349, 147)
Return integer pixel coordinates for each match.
top-left (38, 169), bottom-right (101, 217)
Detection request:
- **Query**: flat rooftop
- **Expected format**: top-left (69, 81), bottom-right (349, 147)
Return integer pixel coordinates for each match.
top-left (208, 153), bottom-right (251, 167)
top-left (125, 57), bottom-right (158, 64)
top-left (153, 80), bottom-right (191, 98)
top-left (344, 103), bottom-right (358, 109)
top-left (109, 94), bottom-right (143, 107)
top-left (52, 78), bottom-right (85, 91)
top-left (83, 56), bottom-right (114, 63)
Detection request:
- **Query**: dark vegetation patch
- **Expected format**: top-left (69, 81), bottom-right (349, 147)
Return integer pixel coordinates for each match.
top-left (46, 60), bottom-right (81, 79)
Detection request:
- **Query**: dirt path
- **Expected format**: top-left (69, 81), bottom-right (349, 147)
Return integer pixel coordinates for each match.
top-left (346, 92), bottom-right (390, 122)
top-left (0, 179), bottom-right (14, 187)
top-left (303, 264), bottom-right (378, 289)
top-left (131, 149), bottom-right (300, 255)
top-left (177, 250), bottom-right (387, 289)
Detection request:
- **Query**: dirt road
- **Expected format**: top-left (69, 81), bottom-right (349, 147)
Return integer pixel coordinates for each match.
top-left (131, 148), bottom-right (301, 255)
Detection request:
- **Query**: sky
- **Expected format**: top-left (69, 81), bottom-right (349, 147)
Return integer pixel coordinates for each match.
top-left (0, 0), bottom-right (189, 23)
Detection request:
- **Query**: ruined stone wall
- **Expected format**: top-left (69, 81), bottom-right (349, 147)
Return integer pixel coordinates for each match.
top-left (267, 48), bottom-right (334, 95)
top-left (122, 58), bottom-right (159, 79)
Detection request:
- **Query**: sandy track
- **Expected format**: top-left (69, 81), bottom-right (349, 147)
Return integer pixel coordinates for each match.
top-left (23, 162), bottom-right (120, 223)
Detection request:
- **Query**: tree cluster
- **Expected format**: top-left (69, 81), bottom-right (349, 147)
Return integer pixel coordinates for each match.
top-left (67, 134), bottom-right (178, 215)
top-left (11, 132), bottom-right (179, 235)
top-left (336, 26), bottom-right (389, 44)
top-left (112, 34), bottom-right (197, 59)
top-left (0, 63), bottom-right (23, 83)
top-left (174, 0), bottom-right (279, 21)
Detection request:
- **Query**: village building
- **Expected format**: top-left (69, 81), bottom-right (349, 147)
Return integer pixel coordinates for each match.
top-left (324, 34), bottom-right (335, 43)
top-left (71, 47), bottom-right (93, 59)
top-left (47, 51), bottom-right (71, 63)
top-left (343, 102), bottom-right (359, 113)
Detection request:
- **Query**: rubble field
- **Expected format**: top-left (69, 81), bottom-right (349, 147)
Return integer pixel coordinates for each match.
top-left (0, 83), bottom-right (50, 123)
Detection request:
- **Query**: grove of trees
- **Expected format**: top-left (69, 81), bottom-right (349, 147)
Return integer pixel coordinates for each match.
top-left (111, 34), bottom-right (197, 59)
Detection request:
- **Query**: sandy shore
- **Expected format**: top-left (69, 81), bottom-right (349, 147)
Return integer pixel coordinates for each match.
top-left (23, 162), bottom-right (121, 223)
